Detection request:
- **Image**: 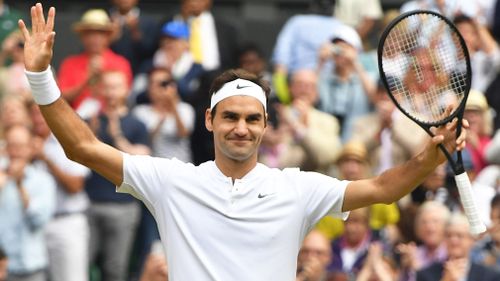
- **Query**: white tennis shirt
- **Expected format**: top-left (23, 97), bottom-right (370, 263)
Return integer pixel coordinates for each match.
top-left (118, 153), bottom-right (349, 280)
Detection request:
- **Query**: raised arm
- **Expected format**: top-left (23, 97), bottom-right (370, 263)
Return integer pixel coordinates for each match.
top-left (19, 3), bottom-right (123, 185)
top-left (342, 117), bottom-right (468, 211)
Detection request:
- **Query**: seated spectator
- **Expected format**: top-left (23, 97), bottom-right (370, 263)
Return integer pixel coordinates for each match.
top-left (296, 230), bottom-right (332, 281)
top-left (316, 141), bottom-right (400, 243)
top-left (463, 90), bottom-right (493, 174)
top-left (85, 70), bottom-right (150, 281)
top-left (317, 25), bottom-right (376, 142)
top-left (351, 80), bottom-right (426, 175)
top-left (0, 31), bottom-right (30, 101)
top-left (356, 242), bottom-right (399, 281)
top-left (271, 0), bottom-right (341, 103)
top-left (133, 67), bottom-right (194, 161)
top-left (108, 0), bottom-right (159, 74)
top-left (0, 95), bottom-right (31, 134)
top-left (398, 201), bottom-right (450, 281)
top-left (327, 207), bottom-right (373, 279)
top-left (258, 69), bottom-right (342, 173)
top-left (0, 125), bottom-right (56, 280)
top-left (416, 212), bottom-right (500, 281)
top-left (30, 103), bottom-right (91, 281)
top-left (333, 0), bottom-right (383, 49)
top-left (134, 20), bottom-right (204, 104)
top-left (57, 9), bottom-right (132, 119)
top-left (471, 194), bottom-right (500, 270)
top-left (454, 14), bottom-right (500, 93)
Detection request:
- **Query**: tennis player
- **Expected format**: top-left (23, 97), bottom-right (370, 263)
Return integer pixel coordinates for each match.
top-left (20, 4), bottom-right (468, 280)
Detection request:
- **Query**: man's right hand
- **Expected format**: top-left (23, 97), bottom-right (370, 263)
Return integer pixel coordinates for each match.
top-left (18, 3), bottom-right (55, 72)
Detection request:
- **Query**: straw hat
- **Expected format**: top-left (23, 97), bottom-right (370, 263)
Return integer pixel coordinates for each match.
top-left (337, 141), bottom-right (367, 163)
top-left (465, 89), bottom-right (488, 111)
top-left (72, 9), bottom-right (113, 33)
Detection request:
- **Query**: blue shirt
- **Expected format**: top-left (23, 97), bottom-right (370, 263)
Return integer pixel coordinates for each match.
top-left (85, 113), bottom-right (149, 203)
top-left (0, 165), bottom-right (56, 274)
top-left (272, 15), bottom-right (343, 73)
top-left (318, 72), bottom-right (374, 142)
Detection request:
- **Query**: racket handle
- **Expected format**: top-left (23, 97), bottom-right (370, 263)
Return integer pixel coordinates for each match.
top-left (454, 172), bottom-right (487, 235)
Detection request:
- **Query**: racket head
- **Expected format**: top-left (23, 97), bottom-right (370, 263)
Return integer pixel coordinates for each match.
top-left (377, 10), bottom-right (471, 129)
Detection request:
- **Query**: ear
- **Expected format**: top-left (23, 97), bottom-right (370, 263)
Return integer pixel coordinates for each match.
top-left (205, 108), bottom-right (213, 132)
top-left (264, 112), bottom-right (268, 128)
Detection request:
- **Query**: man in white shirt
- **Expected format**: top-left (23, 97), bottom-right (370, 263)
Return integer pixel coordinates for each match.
top-left (20, 4), bottom-right (469, 280)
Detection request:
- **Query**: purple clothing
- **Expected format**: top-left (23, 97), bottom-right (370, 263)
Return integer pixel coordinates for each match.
top-left (400, 244), bottom-right (448, 281)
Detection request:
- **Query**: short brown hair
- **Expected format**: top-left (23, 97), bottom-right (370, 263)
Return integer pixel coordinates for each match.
top-left (209, 69), bottom-right (271, 116)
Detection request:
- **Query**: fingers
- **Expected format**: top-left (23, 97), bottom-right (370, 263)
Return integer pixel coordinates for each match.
top-left (46, 7), bottom-right (55, 33)
top-left (18, 20), bottom-right (30, 40)
top-left (37, 3), bottom-right (46, 28)
top-left (31, 5), bottom-right (38, 33)
top-left (45, 31), bottom-right (56, 52)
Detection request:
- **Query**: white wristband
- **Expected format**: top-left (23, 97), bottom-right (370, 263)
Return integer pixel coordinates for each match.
top-left (25, 65), bottom-right (61, 105)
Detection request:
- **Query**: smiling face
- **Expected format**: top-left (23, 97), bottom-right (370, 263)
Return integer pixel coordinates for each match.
top-left (205, 95), bottom-right (266, 163)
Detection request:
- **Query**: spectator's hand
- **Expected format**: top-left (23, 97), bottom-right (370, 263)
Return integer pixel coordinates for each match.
top-left (7, 158), bottom-right (27, 184)
top-left (376, 100), bottom-right (394, 129)
top-left (107, 110), bottom-right (123, 140)
top-left (125, 13), bottom-right (140, 32)
top-left (140, 254), bottom-right (168, 281)
top-left (291, 99), bottom-right (309, 126)
top-left (32, 136), bottom-right (47, 162)
top-left (396, 242), bottom-right (419, 270)
top-left (296, 255), bottom-right (323, 281)
top-left (19, 3), bottom-right (56, 72)
top-left (441, 258), bottom-right (467, 281)
top-left (88, 55), bottom-right (103, 86)
top-left (465, 129), bottom-right (479, 149)
top-left (318, 43), bottom-right (333, 67)
top-left (160, 85), bottom-right (179, 111)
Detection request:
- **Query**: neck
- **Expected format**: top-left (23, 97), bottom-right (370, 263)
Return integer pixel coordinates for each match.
top-left (214, 155), bottom-right (257, 182)
top-left (105, 104), bottom-right (128, 115)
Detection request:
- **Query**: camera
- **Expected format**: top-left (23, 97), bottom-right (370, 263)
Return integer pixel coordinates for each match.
top-left (160, 80), bottom-right (173, 87)
top-left (331, 44), bottom-right (343, 55)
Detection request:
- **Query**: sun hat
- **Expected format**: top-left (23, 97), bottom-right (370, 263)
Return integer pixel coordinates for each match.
top-left (72, 9), bottom-right (113, 33)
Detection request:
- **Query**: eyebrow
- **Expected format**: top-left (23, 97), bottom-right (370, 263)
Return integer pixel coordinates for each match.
top-left (221, 111), bottom-right (263, 119)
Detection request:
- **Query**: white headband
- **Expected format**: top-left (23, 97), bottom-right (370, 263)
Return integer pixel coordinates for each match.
top-left (210, 78), bottom-right (267, 111)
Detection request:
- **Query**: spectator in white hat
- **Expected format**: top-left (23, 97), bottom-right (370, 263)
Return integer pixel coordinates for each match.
top-left (317, 25), bottom-right (377, 142)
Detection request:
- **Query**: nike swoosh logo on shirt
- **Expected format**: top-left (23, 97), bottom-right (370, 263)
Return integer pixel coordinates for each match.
top-left (258, 193), bottom-right (275, 199)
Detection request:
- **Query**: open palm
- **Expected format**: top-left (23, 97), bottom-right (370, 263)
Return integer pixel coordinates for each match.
top-left (18, 3), bottom-right (55, 72)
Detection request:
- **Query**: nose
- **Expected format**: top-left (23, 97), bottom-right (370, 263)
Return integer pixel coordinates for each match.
top-left (233, 119), bottom-right (248, 136)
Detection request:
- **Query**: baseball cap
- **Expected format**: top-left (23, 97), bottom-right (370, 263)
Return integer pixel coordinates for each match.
top-left (331, 24), bottom-right (362, 51)
top-left (161, 21), bottom-right (189, 40)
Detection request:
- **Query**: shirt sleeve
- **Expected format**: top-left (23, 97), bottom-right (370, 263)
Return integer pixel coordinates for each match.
top-left (287, 169), bottom-right (350, 226)
top-left (117, 153), bottom-right (175, 207)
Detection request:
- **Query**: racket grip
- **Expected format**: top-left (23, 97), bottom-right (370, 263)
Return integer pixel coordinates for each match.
top-left (454, 172), bottom-right (487, 235)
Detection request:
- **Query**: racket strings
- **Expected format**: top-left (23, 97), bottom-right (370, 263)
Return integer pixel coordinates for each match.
top-left (381, 13), bottom-right (467, 124)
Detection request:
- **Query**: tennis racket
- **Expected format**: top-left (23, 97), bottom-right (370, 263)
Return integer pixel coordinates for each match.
top-left (377, 10), bottom-right (486, 235)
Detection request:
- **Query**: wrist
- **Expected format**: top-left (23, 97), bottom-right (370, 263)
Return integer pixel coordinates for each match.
top-left (25, 65), bottom-right (61, 105)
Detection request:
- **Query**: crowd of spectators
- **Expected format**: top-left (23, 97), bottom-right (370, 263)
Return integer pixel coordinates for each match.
top-left (1, 0), bottom-right (500, 280)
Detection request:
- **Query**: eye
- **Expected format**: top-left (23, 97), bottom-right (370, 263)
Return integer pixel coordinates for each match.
top-left (222, 112), bottom-right (238, 120)
top-left (246, 114), bottom-right (262, 123)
